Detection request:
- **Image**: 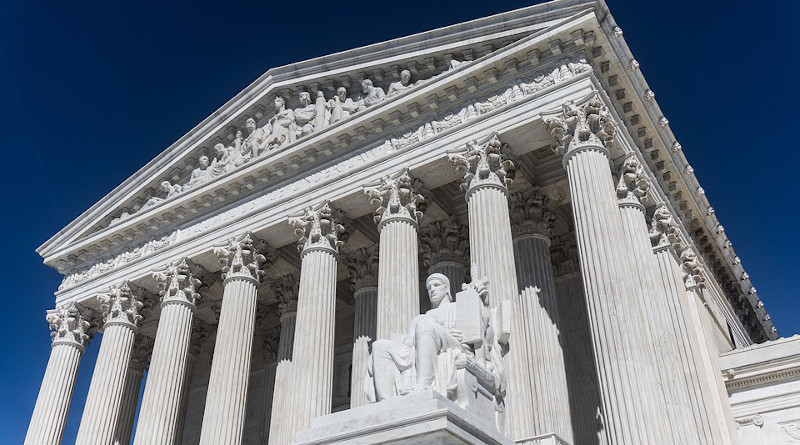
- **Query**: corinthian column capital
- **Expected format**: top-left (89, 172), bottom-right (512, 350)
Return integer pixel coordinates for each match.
top-left (46, 302), bottom-right (91, 351)
top-left (648, 204), bottom-right (681, 250)
top-left (289, 201), bottom-right (348, 255)
top-left (418, 216), bottom-right (469, 267)
top-left (679, 247), bottom-right (706, 290)
top-left (364, 169), bottom-right (426, 228)
top-left (345, 246), bottom-right (379, 291)
top-left (616, 156), bottom-right (651, 207)
top-left (273, 273), bottom-right (300, 317)
top-left (98, 282), bottom-right (144, 330)
top-left (153, 258), bottom-right (204, 308)
top-left (214, 233), bottom-right (272, 284)
top-left (449, 133), bottom-right (515, 196)
top-left (544, 93), bottom-right (617, 162)
top-left (509, 190), bottom-right (556, 239)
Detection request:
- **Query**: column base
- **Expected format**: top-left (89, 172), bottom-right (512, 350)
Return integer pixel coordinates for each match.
top-left (296, 390), bottom-right (513, 445)
top-left (514, 433), bottom-right (572, 445)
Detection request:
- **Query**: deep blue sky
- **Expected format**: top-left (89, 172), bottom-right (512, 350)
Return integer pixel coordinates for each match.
top-left (1, 0), bottom-right (798, 443)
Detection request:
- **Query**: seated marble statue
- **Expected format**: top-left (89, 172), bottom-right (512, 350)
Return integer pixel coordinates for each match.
top-left (387, 69), bottom-right (414, 96)
top-left (327, 87), bottom-right (358, 124)
top-left (140, 180), bottom-right (183, 212)
top-left (293, 92), bottom-right (317, 139)
top-left (242, 117), bottom-right (269, 158)
top-left (357, 79), bottom-right (385, 111)
top-left (367, 272), bottom-right (505, 407)
top-left (264, 97), bottom-right (295, 149)
top-left (209, 142), bottom-right (242, 176)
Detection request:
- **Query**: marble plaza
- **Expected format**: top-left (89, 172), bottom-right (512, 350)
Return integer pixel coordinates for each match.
top-left (26, 1), bottom-right (799, 444)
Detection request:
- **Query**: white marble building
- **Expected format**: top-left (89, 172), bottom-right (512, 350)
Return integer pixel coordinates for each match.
top-left (25, 1), bottom-right (798, 444)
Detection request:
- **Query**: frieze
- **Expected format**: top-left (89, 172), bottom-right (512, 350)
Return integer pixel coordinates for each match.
top-left (59, 56), bottom-right (591, 292)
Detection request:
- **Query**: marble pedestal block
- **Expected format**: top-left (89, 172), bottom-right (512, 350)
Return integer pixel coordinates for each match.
top-left (296, 390), bottom-right (514, 445)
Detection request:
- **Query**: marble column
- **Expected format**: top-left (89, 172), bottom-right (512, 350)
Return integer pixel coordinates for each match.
top-left (675, 241), bottom-right (740, 445)
top-left (509, 191), bottom-right (573, 443)
top-left (268, 274), bottom-right (300, 445)
top-left (345, 246), bottom-right (379, 408)
top-left (75, 282), bottom-right (144, 445)
top-left (115, 334), bottom-right (153, 445)
top-left (174, 322), bottom-right (209, 445)
top-left (134, 259), bottom-right (204, 445)
top-left (365, 168), bottom-right (425, 339)
top-left (24, 303), bottom-right (91, 445)
top-left (282, 201), bottom-right (347, 443)
top-left (449, 133), bottom-right (526, 439)
top-left (199, 233), bottom-right (271, 445)
top-left (543, 95), bottom-right (665, 445)
top-left (419, 215), bottom-right (469, 297)
top-left (449, 133), bottom-right (518, 308)
top-left (648, 205), bottom-right (724, 444)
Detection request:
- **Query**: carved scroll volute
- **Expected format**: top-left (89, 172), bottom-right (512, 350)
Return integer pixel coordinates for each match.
top-left (616, 156), bottom-right (651, 207)
top-left (345, 246), bottom-right (379, 291)
top-left (214, 233), bottom-right (272, 284)
top-left (46, 302), bottom-right (92, 350)
top-left (289, 200), bottom-right (348, 255)
top-left (418, 216), bottom-right (469, 268)
top-left (273, 273), bottom-right (300, 316)
top-left (153, 258), bottom-right (204, 308)
top-left (543, 93), bottom-right (617, 158)
top-left (97, 281), bottom-right (145, 330)
top-left (449, 133), bottom-right (515, 196)
top-left (364, 169), bottom-right (426, 228)
top-left (509, 190), bottom-right (556, 239)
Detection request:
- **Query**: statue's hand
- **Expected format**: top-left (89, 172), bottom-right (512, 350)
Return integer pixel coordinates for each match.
top-left (449, 328), bottom-right (463, 342)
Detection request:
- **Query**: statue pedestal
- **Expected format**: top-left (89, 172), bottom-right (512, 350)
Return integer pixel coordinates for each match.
top-left (295, 390), bottom-right (513, 445)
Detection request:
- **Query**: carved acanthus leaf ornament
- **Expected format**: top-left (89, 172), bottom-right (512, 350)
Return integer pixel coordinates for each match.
top-left (509, 190), bottom-right (556, 238)
top-left (214, 233), bottom-right (271, 283)
top-left (419, 216), bottom-right (469, 267)
top-left (450, 133), bottom-right (515, 193)
top-left (544, 94), bottom-right (617, 155)
top-left (648, 204), bottom-right (680, 249)
top-left (97, 282), bottom-right (145, 329)
top-left (272, 274), bottom-right (300, 316)
top-left (153, 258), bottom-right (203, 307)
top-left (364, 169), bottom-right (426, 226)
top-left (290, 201), bottom-right (348, 254)
top-left (616, 156), bottom-right (651, 205)
top-left (129, 334), bottom-right (155, 372)
top-left (46, 302), bottom-right (91, 349)
top-left (345, 246), bottom-right (379, 291)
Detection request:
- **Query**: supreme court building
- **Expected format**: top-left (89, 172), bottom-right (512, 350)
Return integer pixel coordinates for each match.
top-left (26, 1), bottom-right (800, 444)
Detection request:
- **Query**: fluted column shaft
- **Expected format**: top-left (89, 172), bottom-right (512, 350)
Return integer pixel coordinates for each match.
top-left (173, 353), bottom-right (196, 445)
top-left (427, 261), bottom-right (466, 297)
top-left (24, 342), bottom-right (84, 445)
top-left (278, 311), bottom-right (297, 362)
top-left (268, 272), bottom-right (299, 445)
top-left (351, 286), bottom-right (377, 408)
top-left (198, 277), bottom-right (259, 444)
top-left (513, 232), bottom-right (572, 442)
top-left (114, 367), bottom-right (144, 445)
top-left (652, 245), bottom-right (722, 443)
top-left (291, 247), bottom-right (338, 437)
top-left (563, 146), bottom-right (663, 445)
top-left (134, 301), bottom-right (196, 444)
top-left (75, 323), bottom-right (138, 445)
top-left (376, 218), bottom-right (420, 339)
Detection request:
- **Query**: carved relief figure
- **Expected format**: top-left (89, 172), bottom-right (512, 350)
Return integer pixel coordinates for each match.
top-left (328, 87), bottom-right (358, 124)
top-left (357, 79), bottom-right (385, 111)
top-left (242, 117), bottom-right (268, 159)
top-left (264, 97), bottom-right (295, 149)
top-left (293, 92), bottom-right (317, 139)
top-left (184, 156), bottom-right (212, 190)
top-left (387, 69), bottom-right (413, 96)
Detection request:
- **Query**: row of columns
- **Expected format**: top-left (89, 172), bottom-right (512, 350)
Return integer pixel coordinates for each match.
top-left (26, 94), bottom-right (738, 445)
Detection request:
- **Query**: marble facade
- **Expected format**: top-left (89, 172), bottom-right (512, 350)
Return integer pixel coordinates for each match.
top-left (26, 1), bottom-right (789, 444)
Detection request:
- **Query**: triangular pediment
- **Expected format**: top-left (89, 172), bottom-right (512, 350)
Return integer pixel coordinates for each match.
top-left (39, 0), bottom-right (600, 272)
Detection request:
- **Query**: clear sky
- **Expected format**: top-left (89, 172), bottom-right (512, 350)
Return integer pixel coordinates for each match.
top-left (1, 0), bottom-right (798, 443)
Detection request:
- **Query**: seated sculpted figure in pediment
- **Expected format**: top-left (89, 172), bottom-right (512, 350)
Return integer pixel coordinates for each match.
top-left (366, 271), bottom-right (507, 427)
top-left (264, 96), bottom-right (295, 150)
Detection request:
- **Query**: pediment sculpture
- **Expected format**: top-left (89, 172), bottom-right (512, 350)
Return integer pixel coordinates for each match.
top-left (365, 269), bottom-right (508, 430)
top-left (109, 61), bottom-right (467, 227)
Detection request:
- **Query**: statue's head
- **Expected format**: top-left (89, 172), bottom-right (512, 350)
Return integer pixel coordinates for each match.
top-left (426, 273), bottom-right (451, 307)
top-left (337, 87), bottom-right (347, 101)
top-left (214, 142), bottom-right (225, 153)
top-left (361, 79), bottom-right (373, 93)
top-left (298, 91), bottom-right (311, 106)
top-left (274, 96), bottom-right (285, 110)
top-left (400, 69), bottom-right (411, 85)
top-left (246, 118), bottom-right (256, 131)
top-left (160, 181), bottom-right (172, 192)
top-left (198, 155), bottom-right (209, 167)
